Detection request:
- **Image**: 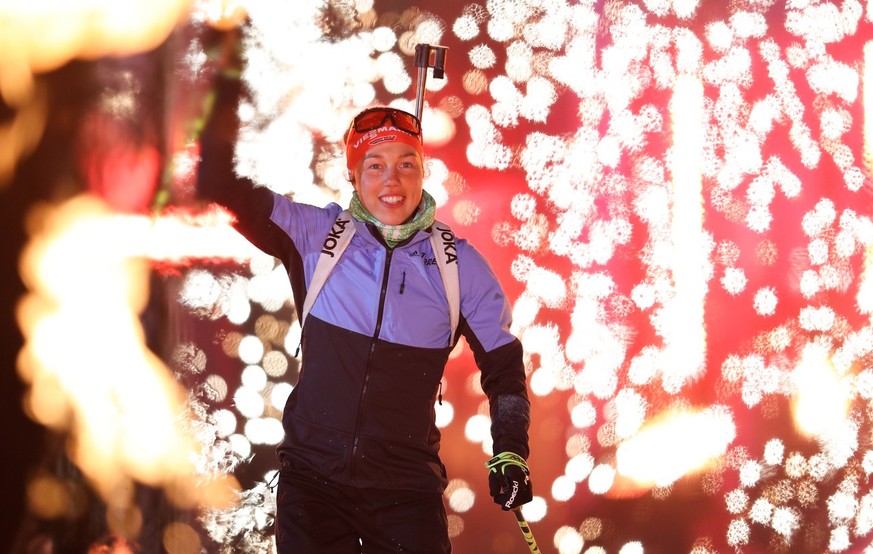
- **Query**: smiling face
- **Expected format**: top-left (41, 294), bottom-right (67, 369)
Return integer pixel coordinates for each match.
top-left (351, 142), bottom-right (424, 226)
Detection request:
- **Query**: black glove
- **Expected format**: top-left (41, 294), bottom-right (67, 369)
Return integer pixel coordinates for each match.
top-left (486, 452), bottom-right (532, 511)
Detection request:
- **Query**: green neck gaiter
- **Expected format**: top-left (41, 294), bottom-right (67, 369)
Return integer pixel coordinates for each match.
top-left (349, 190), bottom-right (436, 247)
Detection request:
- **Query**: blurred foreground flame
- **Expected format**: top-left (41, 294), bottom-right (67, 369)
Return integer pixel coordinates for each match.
top-left (614, 406), bottom-right (736, 495)
top-left (0, 82), bottom-right (47, 186)
top-left (0, 0), bottom-right (194, 187)
top-left (16, 195), bottom-right (239, 522)
top-left (0, 0), bottom-right (193, 75)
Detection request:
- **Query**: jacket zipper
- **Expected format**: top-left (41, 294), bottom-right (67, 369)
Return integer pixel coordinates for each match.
top-left (349, 246), bottom-right (394, 479)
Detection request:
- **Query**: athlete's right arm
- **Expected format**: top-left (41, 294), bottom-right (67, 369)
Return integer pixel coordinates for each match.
top-left (196, 74), bottom-right (286, 259)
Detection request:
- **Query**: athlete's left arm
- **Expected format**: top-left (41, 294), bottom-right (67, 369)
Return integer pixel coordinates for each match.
top-left (455, 241), bottom-right (530, 459)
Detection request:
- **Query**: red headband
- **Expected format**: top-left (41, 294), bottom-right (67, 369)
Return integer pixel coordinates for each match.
top-left (345, 125), bottom-right (423, 171)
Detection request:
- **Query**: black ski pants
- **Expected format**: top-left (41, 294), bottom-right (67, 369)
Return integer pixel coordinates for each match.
top-left (275, 461), bottom-right (452, 553)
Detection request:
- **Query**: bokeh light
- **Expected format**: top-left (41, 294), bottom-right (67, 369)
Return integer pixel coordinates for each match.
top-left (8, 0), bottom-right (873, 552)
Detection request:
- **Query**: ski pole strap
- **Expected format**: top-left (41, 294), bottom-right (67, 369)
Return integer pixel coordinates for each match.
top-left (486, 452), bottom-right (529, 474)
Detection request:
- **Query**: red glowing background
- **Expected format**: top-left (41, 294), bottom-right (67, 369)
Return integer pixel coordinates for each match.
top-left (3, 2), bottom-right (873, 553)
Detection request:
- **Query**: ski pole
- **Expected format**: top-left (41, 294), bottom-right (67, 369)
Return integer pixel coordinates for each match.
top-left (412, 43), bottom-right (448, 122)
top-left (513, 508), bottom-right (542, 553)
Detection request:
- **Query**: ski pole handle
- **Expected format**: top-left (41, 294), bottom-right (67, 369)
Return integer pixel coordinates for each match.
top-left (412, 43), bottom-right (448, 122)
top-left (513, 508), bottom-right (542, 553)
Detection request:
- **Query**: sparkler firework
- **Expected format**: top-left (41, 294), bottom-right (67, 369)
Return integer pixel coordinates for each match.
top-left (9, 0), bottom-right (873, 552)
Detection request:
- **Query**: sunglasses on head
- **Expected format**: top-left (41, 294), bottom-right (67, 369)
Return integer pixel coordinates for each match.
top-left (352, 107), bottom-right (421, 137)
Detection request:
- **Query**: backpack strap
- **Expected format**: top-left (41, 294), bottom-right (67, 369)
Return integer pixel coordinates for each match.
top-left (431, 220), bottom-right (460, 346)
top-left (300, 210), bottom-right (355, 330)
top-left (301, 211), bottom-right (461, 348)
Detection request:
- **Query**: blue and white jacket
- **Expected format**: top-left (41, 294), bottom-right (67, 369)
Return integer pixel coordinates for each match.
top-left (198, 87), bottom-right (529, 493)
